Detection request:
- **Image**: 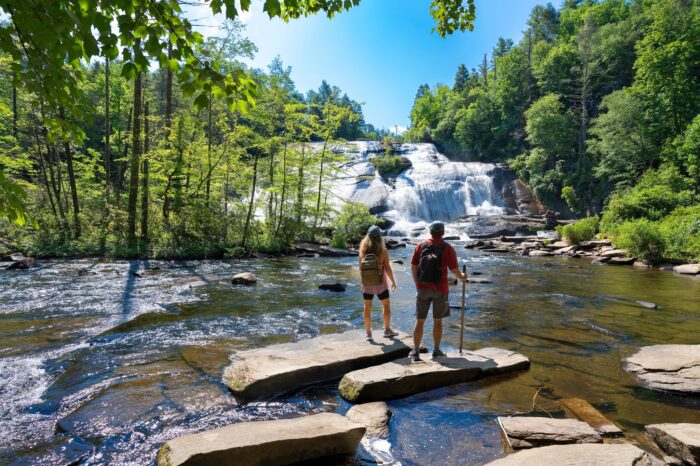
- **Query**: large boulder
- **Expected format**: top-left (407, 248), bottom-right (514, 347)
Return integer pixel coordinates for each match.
top-left (624, 345), bottom-right (700, 394)
top-left (646, 423), bottom-right (700, 465)
top-left (231, 272), bottom-right (257, 285)
top-left (497, 417), bottom-right (602, 449)
top-left (674, 264), bottom-right (700, 275)
top-left (156, 413), bottom-right (365, 466)
top-left (338, 347), bottom-right (529, 403)
top-left (318, 283), bottom-right (347, 292)
top-left (223, 330), bottom-right (411, 401)
top-left (345, 402), bottom-right (391, 438)
top-left (485, 444), bottom-right (655, 466)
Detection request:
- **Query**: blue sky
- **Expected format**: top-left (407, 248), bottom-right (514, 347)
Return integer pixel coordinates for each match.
top-left (189, 0), bottom-right (546, 131)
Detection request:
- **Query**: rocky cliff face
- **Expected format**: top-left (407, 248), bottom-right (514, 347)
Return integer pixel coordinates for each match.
top-left (491, 165), bottom-right (548, 217)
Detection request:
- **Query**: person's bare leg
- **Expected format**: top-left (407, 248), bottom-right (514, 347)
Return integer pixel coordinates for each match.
top-left (413, 319), bottom-right (425, 351)
top-left (433, 318), bottom-right (443, 351)
top-left (363, 299), bottom-right (373, 338)
top-left (380, 297), bottom-right (391, 332)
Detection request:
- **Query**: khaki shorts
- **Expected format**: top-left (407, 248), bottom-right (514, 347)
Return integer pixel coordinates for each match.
top-left (416, 288), bottom-right (450, 320)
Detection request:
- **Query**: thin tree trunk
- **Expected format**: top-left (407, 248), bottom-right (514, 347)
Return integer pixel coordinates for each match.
top-left (12, 78), bottom-right (17, 141)
top-left (104, 56), bottom-right (111, 207)
top-left (60, 107), bottom-right (81, 238)
top-left (313, 131), bottom-right (331, 231)
top-left (275, 141), bottom-right (288, 237)
top-left (296, 143), bottom-right (306, 226)
top-left (241, 149), bottom-right (259, 250)
top-left (141, 100), bottom-right (149, 243)
top-left (126, 56), bottom-right (143, 249)
top-left (34, 126), bottom-right (57, 216)
top-left (267, 142), bottom-right (275, 225)
top-left (165, 42), bottom-right (173, 129)
top-left (206, 91), bottom-right (212, 205)
top-left (116, 107), bottom-right (132, 209)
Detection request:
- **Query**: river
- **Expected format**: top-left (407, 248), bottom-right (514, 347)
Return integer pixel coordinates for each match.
top-left (1, 249), bottom-right (699, 465)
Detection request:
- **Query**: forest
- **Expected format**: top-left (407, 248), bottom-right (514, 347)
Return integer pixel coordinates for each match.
top-left (0, 1), bottom-right (404, 259)
top-left (407, 0), bottom-right (699, 261)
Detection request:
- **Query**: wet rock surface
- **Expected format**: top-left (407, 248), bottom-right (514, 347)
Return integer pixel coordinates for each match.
top-left (625, 345), bottom-right (700, 393)
top-left (674, 264), bottom-right (700, 275)
top-left (485, 443), bottom-right (655, 466)
top-left (560, 398), bottom-right (623, 437)
top-left (319, 283), bottom-right (348, 292)
top-left (157, 413), bottom-right (365, 466)
top-left (345, 402), bottom-right (391, 438)
top-left (231, 272), bottom-right (257, 285)
top-left (294, 242), bottom-right (358, 257)
top-left (497, 416), bottom-right (602, 449)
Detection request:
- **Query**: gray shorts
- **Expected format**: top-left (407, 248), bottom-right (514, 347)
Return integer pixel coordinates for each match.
top-left (416, 288), bottom-right (450, 320)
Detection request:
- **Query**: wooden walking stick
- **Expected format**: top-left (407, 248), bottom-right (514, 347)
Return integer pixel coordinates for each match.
top-left (459, 264), bottom-right (467, 354)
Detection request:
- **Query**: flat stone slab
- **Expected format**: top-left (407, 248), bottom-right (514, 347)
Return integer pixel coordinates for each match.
top-left (625, 345), bottom-right (700, 394)
top-left (646, 423), bottom-right (700, 465)
top-left (338, 347), bottom-right (529, 403)
top-left (485, 443), bottom-right (654, 466)
top-left (223, 330), bottom-right (411, 401)
top-left (345, 402), bottom-right (391, 438)
top-left (497, 416), bottom-right (602, 449)
top-left (157, 413), bottom-right (365, 466)
top-left (560, 398), bottom-right (623, 437)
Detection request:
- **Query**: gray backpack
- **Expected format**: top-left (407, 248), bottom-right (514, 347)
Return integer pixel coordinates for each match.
top-left (360, 253), bottom-right (383, 286)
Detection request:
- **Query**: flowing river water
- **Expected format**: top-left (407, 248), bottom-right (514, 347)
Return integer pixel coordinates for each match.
top-left (1, 251), bottom-right (699, 465)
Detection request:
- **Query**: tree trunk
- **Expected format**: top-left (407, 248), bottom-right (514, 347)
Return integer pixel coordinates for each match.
top-left (165, 42), bottom-right (173, 130)
top-left (206, 91), bottom-right (212, 205)
top-left (104, 56), bottom-right (111, 207)
top-left (12, 78), bottom-right (17, 141)
top-left (141, 100), bottom-right (149, 243)
top-left (116, 107), bottom-right (132, 209)
top-left (313, 130), bottom-right (331, 231)
top-left (60, 107), bottom-right (81, 238)
top-left (296, 143), bottom-right (306, 226)
top-left (33, 126), bottom-right (57, 217)
top-left (241, 149), bottom-right (259, 250)
top-left (275, 141), bottom-right (288, 237)
top-left (126, 56), bottom-right (143, 249)
top-left (267, 142), bottom-right (276, 226)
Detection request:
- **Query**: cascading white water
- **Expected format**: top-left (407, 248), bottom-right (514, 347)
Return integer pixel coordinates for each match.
top-left (333, 142), bottom-right (504, 238)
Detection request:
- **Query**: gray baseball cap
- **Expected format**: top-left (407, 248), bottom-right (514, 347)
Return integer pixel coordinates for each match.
top-left (429, 221), bottom-right (445, 234)
top-left (367, 225), bottom-right (382, 238)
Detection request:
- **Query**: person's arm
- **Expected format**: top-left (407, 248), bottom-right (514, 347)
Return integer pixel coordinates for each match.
top-left (448, 245), bottom-right (467, 281)
top-left (450, 267), bottom-right (468, 282)
top-left (412, 264), bottom-right (419, 285)
top-left (383, 251), bottom-right (397, 291)
top-left (410, 243), bottom-right (421, 286)
top-left (358, 250), bottom-right (364, 268)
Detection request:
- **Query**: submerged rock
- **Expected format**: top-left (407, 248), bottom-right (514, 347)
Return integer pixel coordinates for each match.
top-left (560, 398), bottom-right (623, 437)
top-left (608, 257), bottom-right (636, 266)
top-left (485, 443), bottom-right (654, 466)
top-left (319, 283), bottom-right (347, 292)
top-left (338, 347), bottom-right (529, 403)
top-left (646, 423), bottom-right (700, 465)
top-left (157, 413), bottom-right (365, 466)
top-left (625, 345), bottom-right (700, 394)
top-left (223, 330), bottom-right (411, 401)
top-left (497, 417), bottom-right (602, 449)
top-left (231, 272), bottom-right (257, 285)
top-left (635, 300), bottom-right (658, 310)
top-left (345, 401), bottom-right (391, 438)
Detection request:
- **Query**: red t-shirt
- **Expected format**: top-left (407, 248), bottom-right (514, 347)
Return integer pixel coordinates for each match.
top-left (411, 238), bottom-right (458, 295)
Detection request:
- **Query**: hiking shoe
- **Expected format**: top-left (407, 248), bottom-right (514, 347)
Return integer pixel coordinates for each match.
top-left (419, 345), bottom-right (428, 353)
top-left (408, 349), bottom-right (421, 362)
top-left (383, 329), bottom-right (399, 338)
top-left (432, 349), bottom-right (446, 358)
top-left (365, 334), bottom-right (373, 342)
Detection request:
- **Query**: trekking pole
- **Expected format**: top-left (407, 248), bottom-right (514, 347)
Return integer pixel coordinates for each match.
top-left (459, 264), bottom-right (466, 354)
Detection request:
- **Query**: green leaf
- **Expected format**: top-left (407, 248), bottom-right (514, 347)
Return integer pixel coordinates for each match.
top-left (193, 93), bottom-right (209, 110)
top-left (134, 25), bottom-right (148, 39)
top-left (263, 0), bottom-right (282, 18)
top-left (168, 58), bottom-right (179, 72)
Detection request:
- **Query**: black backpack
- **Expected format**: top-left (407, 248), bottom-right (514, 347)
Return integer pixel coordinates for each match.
top-left (418, 241), bottom-right (445, 284)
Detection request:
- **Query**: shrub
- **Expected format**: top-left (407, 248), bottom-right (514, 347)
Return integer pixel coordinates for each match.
top-left (333, 202), bottom-right (380, 245)
top-left (370, 155), bottom-right (410, 178)
top-left (659, 204), bottom-right (700, 260)
top-left (613, 219), bottom-right (665, 264)
top-left (560, 216), bottom-right (599, 244)
top-left (331, 232), bottom-right (347, 249)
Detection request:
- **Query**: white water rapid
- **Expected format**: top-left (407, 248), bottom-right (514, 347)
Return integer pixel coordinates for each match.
top-left (332, 142), bottom-right (505, 238)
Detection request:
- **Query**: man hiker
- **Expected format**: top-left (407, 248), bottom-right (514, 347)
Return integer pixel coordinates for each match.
top-left (409, 221), bottom-right (467, 361)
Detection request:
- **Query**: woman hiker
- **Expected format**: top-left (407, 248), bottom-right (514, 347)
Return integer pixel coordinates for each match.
top-left (359, 226), bottom-right (399, 341)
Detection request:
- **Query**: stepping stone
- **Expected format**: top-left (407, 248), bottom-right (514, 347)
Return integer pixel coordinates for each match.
top-left (646, 423), bottom-right (700, 465)
top-left (624, 345), bottom-right (700, 394)
top-left (157, 413), bottom-right (365, 466)
top-left (338, 348), bottom-right (529, 403)
top-left (674, 264), bottom-right (700, 275)
top-left (560, 398), bottom-right (623, 437)
top-left (497, 417), bottom-right (602, 449)
top-left (223, 330), bottom-right (411, 401)
top-left (484, 443), bottom-right (654, 466)
top-left (345, 402), bottom-right (391, 438)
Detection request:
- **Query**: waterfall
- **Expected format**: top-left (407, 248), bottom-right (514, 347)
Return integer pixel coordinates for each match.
top-left (333, 142), bottom-right (504, 237)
